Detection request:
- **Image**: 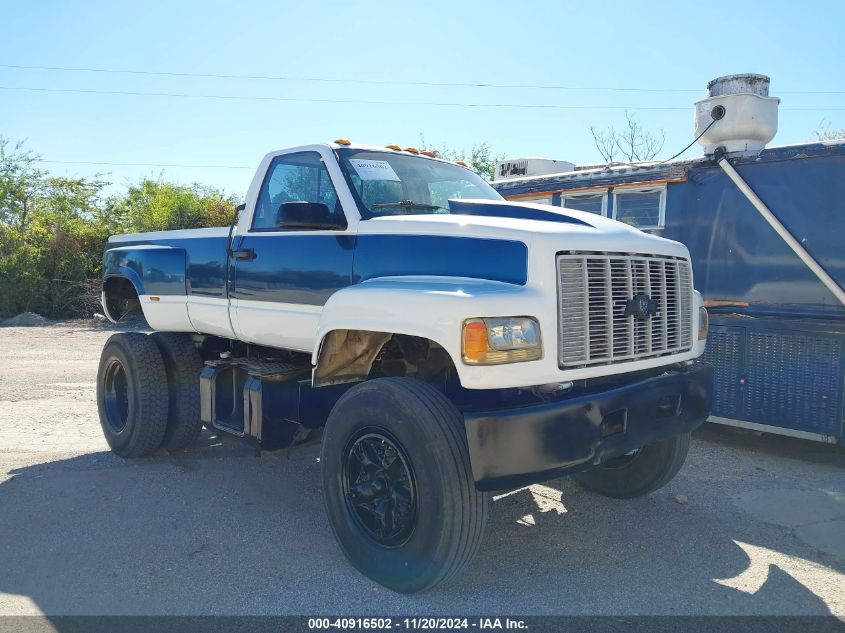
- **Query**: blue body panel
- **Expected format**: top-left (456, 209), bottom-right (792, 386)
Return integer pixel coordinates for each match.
top-left (354, 234), bottom-right (528, 286)
top-left (447, 199), bottom-right (590, 227)
top-left (105, 234), bottom-right (229, 298)
top-left (105, 232), bottom-right (529, 301)
top-left (103, 245), bottom-right (187, 296)
top-left (229, 233), bottom-right (355, 306)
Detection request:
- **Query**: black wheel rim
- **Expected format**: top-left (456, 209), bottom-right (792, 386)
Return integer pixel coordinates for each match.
top-left (342, 430), bottom-right (418, 547)
top-left (103, 358), bottom-right (130, 432)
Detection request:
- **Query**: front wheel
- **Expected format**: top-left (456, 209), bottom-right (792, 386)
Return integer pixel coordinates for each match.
top-left (321, 378), bottom-right (487, 593)
top-left (573, 432), bottom-right (691, 499)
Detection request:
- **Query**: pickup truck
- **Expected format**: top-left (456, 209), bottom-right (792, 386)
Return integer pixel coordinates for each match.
top-left (97, 140), bottom-right (712, 593)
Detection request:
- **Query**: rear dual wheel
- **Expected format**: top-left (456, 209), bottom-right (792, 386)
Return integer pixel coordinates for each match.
top-left (97, 333), bottom-right (169, 457)
top-left (96, 332), bottom-right (203, 457)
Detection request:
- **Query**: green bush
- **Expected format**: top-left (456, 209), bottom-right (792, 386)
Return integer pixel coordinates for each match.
top-left (0, 137), bottom-right (240, 319)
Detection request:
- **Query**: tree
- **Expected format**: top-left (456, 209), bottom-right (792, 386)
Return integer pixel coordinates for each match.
top-left (0, 136), bottom-right (47, 231)
top-left (0, 135), bottom-right (241, 318)
top-left (106, 179), bottom-right (239, 233)
top-left (419, 134), bottom-right (504, 181)
top-left (590, 111), bottom-right (665, 164)
top-left (814, 120), bottom-right (845, 141)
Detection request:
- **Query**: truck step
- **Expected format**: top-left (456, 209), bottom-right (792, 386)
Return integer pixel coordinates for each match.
top-left (204, 357), bottom-right (311, 380)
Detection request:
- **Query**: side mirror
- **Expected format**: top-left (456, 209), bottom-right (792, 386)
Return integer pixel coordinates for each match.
top-left (277, 201), bottom-right (346, 231)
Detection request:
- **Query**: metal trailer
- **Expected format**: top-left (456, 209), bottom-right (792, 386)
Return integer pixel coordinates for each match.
top-left (492, 139), bottom-right (845, 444)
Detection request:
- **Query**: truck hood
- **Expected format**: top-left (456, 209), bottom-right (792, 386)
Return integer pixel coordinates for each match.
top-left (359, 199), bottom-right (689, 259)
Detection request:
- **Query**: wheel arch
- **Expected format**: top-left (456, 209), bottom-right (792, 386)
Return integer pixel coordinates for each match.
top-left (102, 275), bottom-right (144, 323)
top-left (313, 329), bottom-right (457, 387)
top-left (311, 275), bottom-right (539, 388)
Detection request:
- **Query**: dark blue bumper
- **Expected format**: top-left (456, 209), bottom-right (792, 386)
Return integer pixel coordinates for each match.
top-left (464, 361), bottom-right (713, 491)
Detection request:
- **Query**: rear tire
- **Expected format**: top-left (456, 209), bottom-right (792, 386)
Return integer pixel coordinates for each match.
top-left (150, 332), bottom-right (204, 452)
top-left (96, 332), bottom-right (169, 457)
top-left (573, 432), bottom-right (691, 499)
top-left (321, 378), bottom-right (487, 593)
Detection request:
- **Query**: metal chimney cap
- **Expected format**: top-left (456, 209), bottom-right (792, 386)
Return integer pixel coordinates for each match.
top-left (707, 74), bottom-right (771, 97)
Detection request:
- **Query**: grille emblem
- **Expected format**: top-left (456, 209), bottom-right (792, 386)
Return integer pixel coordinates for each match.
top-left (624, 293), bottom-right (659, 320)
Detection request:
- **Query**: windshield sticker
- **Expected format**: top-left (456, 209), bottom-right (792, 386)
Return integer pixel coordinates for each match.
top-left (349, 159), bottom-right (401, 182)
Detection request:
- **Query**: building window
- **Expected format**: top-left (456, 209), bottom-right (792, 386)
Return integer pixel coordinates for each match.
top-left (562, 190), bottom-right (607, 216)
top-left (612, 186), bottom-right (665, 229)
top-left (519, 195), bottom-right (552, 205)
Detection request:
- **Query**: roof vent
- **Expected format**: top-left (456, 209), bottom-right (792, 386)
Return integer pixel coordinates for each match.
top-left (695, 74), bottom-right (780, 156)
top-left (493, 158), bottom-right (575, 182)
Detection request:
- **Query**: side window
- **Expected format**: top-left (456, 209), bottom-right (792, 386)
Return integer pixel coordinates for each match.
top-left (612, 186), bottom-right (665, 229)
top-left (253, 152), bottom-right (342, 230)
top-left (562, 191), bottom-right (607, 216)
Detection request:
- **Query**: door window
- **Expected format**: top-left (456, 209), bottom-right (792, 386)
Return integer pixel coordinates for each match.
top-left (252, 152), bottom-right (342, 230)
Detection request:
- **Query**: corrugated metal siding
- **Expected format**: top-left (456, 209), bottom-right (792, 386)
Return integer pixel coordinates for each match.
top-left (745, 330), bottom-right (842, 435)
top-left (705, 320), bottom-right (844, 438)
top-left (703, 326), bottom-right (745, 420)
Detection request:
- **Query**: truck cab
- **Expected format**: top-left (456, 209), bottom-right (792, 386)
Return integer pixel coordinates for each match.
top-left (97, 141), bottom-right (712, 593)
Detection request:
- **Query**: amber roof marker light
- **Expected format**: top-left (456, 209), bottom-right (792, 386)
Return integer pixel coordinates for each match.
top-left (334, 138), bottom-right (352, 145)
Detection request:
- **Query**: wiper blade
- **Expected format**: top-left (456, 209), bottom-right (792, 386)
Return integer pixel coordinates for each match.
top-left (371, 199), bottom-right (441, 210)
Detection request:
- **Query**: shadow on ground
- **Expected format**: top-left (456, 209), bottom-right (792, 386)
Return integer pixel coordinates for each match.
top-left (0, 426), bottom-right (843, 619)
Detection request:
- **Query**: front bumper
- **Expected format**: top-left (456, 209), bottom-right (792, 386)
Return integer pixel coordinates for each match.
top-left (464, 361), bottom-right (712, 491)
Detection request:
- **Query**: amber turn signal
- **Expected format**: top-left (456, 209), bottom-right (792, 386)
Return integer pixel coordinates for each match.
top-left (462, 319), bottom-right (489, 363)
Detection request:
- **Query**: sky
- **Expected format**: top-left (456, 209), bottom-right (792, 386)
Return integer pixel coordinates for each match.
top-left (1, 0), bottom-right (843, 197)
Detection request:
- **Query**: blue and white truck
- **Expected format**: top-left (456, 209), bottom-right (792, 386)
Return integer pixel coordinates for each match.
top-left (97, 140), bottom-right (711, 592)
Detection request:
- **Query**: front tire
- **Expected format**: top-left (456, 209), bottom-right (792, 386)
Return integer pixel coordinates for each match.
top-left (321, 378), bottom-right (487, 593)
top-left (96, 332), bottom-right (169, 457)
top-left (573, 432), bottom-right (691, 499)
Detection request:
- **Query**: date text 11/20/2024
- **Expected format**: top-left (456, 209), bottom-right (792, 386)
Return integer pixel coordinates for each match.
top-left (307, 617), bottom-right (528, 629)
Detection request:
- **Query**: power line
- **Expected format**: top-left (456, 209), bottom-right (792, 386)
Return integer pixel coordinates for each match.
top-left (2, 85), bottom-right (843, 111)
top-left (36, 159), bottom-right (252, 169)
top-left (2, 63), bottom-right (843, 95)
top-left (0, 85), bottom-right (687, 109)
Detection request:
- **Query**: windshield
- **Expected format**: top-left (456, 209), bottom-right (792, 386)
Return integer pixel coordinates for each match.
top-left (335, 148), bottom-right (503, 218)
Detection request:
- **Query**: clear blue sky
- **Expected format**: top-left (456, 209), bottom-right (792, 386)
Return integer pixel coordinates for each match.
top-left (1, 0), bottom-right (843, 197)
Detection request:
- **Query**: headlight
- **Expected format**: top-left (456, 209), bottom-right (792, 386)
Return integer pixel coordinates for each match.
top-left (698, 306), bottom-right (709, 340)
top-left (462, 317), bottom-right (542, 365)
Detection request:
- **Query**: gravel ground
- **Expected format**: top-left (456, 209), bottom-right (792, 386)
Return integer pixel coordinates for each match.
top-left (0, 322), bottom-right (843, 616)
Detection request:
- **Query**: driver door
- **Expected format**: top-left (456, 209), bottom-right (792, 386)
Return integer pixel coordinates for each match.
top-left (230, 151), bottom-right (354, 351)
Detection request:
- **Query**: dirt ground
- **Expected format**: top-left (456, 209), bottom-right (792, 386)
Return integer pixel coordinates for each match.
top-left (0, 322), bottom-right (843, 617)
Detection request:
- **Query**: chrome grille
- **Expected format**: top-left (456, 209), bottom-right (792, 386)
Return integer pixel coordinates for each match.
top-left (557, 253), bottom-right (693, 367)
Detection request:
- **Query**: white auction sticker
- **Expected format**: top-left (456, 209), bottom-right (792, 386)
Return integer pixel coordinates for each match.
top-left (349, 159), bottom-right (401, 181)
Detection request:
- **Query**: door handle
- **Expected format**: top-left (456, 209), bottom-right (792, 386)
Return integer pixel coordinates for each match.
top-left (230, 248), bottom-right (255, 261)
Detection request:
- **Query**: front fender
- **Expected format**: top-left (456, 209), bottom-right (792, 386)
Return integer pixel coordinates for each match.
top-left (313, 276), bottom-right (546, 389)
